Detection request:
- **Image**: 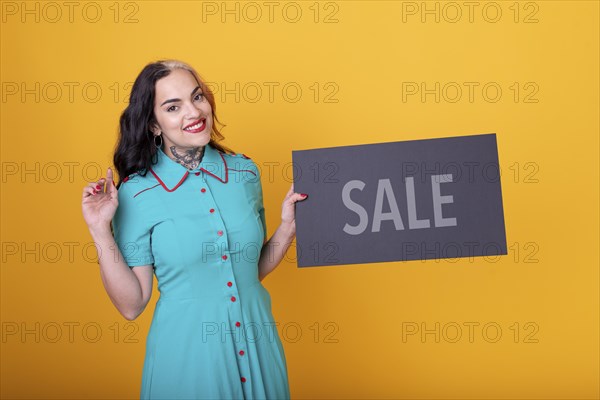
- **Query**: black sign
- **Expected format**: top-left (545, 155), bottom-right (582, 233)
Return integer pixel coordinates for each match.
top-left (292, 133), bottom-right (507, 267)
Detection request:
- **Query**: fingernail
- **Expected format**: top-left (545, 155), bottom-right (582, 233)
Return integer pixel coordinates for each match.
top-left (301, 193), bottom-right (308, 198)
top-left (95, 185), bottom-right (101, 190)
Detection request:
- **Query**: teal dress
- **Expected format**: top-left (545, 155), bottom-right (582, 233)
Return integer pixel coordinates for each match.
top-left (112, 144), bottom-right (290, 400)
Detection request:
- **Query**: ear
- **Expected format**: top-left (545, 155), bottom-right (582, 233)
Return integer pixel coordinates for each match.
top-left (149, 122), bottom-right (161, 136)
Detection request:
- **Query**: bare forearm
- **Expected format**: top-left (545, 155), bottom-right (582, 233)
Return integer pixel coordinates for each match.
top-left (89, 224), bottom-right (145, 320)
top-left (258, 222), bottom-right (296, 281)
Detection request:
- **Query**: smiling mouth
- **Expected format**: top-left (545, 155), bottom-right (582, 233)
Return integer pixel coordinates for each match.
top-left (183, 118), bottom-right (206, 133)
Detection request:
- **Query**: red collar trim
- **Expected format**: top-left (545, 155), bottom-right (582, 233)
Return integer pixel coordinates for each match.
top-left (149, 168), bottom-right (190, 192)
top-left (200, 152), bottom-right (228, 183)
top-left (148, 147), bottom-right (229, 192)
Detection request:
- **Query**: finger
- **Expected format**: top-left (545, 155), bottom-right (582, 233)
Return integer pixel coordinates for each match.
top-left (96, 177), bottom-right (106, 192)
top-left (287, 192), bottom-right (308, 204)
top-left (86, 182), bottom-right (100, 191)
top-left (82, 186), bottom-right (97, 199)
top-left (89, 179), bottom-right (105, 195)
top-left (91, 180), bottom-right (104, 194)
top-left (106, 167), bottom-right (115, 195)
top-left (284, 184), bottom-right (294, 199)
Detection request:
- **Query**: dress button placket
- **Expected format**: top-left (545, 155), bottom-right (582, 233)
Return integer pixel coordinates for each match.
top-left (197, 173), bottom-right (251, 388)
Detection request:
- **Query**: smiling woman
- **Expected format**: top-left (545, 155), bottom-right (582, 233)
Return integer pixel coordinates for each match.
top-left (81, 59), bottom-right (308, 399)
top-left (113, 60), bottom-right (232, 184)
top-left (148, 67), bottom-right (215, 171)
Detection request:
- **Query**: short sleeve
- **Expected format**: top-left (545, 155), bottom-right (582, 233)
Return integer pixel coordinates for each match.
top-left (257, 178), bottom-right (267, 244)
top-left (246, 158), bottom-right (267, 244)
top-left (112, 181), bottom-right (155, 267)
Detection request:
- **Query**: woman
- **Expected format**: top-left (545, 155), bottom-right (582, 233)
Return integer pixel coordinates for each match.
top-left (81, 59), bottom-right (308, 399)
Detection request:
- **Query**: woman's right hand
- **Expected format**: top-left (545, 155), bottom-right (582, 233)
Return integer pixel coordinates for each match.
top-left (82, 167), bottom-right (119, 230)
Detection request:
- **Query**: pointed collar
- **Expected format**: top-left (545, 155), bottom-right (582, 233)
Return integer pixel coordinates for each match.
top-left (149, 144), bottom-right (228, 192)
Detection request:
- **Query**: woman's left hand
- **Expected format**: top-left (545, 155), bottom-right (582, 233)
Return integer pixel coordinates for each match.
top-left (280, 183), bottom-right (308, 234)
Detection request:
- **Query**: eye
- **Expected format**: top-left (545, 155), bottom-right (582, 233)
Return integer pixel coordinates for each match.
top-left (194, 92), bottom-right (204, 101)
top-left (167, 105), bottom-right (178, 112)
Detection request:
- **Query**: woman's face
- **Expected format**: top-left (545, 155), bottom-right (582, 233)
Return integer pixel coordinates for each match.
top-left (151, 68), bottom-right (213, 154)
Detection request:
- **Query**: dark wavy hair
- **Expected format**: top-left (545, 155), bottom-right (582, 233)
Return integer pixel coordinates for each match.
top-left (113, 59), bottom-right (234, 189)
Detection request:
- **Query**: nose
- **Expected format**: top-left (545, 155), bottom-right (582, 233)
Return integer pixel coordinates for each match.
top-left (184, 101), bottom-right (201, 119)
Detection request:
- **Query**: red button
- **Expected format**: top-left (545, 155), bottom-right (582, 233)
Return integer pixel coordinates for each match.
top-left (235, 322), bottom-right (241, 327)
top-left (239, 350), bottom-right (245, 356)
top-left (222, 255), bottom-right (228, 260)
top-left (227, 282), bottom-right (232, 287)
top-left (217, 230), bottom-right (223, 236)
top-left (231, 296), bottom-right (236, 302)
top-left (201, 188), bottom-right (206, 193)
top-left (195, 172), bottom-right (200, 176)
top-left (241, 377), bottom-right (246, 383)
top-left (209, 208), bottom-right (215, 213)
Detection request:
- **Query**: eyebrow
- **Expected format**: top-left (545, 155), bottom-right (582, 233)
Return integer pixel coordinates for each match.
top-left (160, 86), bottom-right (202, 107)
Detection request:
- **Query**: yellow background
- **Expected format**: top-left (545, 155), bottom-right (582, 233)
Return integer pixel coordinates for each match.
top-left (1, 1), bottom-right (598, 398)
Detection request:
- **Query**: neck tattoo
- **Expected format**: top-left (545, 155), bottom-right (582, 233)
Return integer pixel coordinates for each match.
top-left (170, 145), bottom-right (205, 170)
